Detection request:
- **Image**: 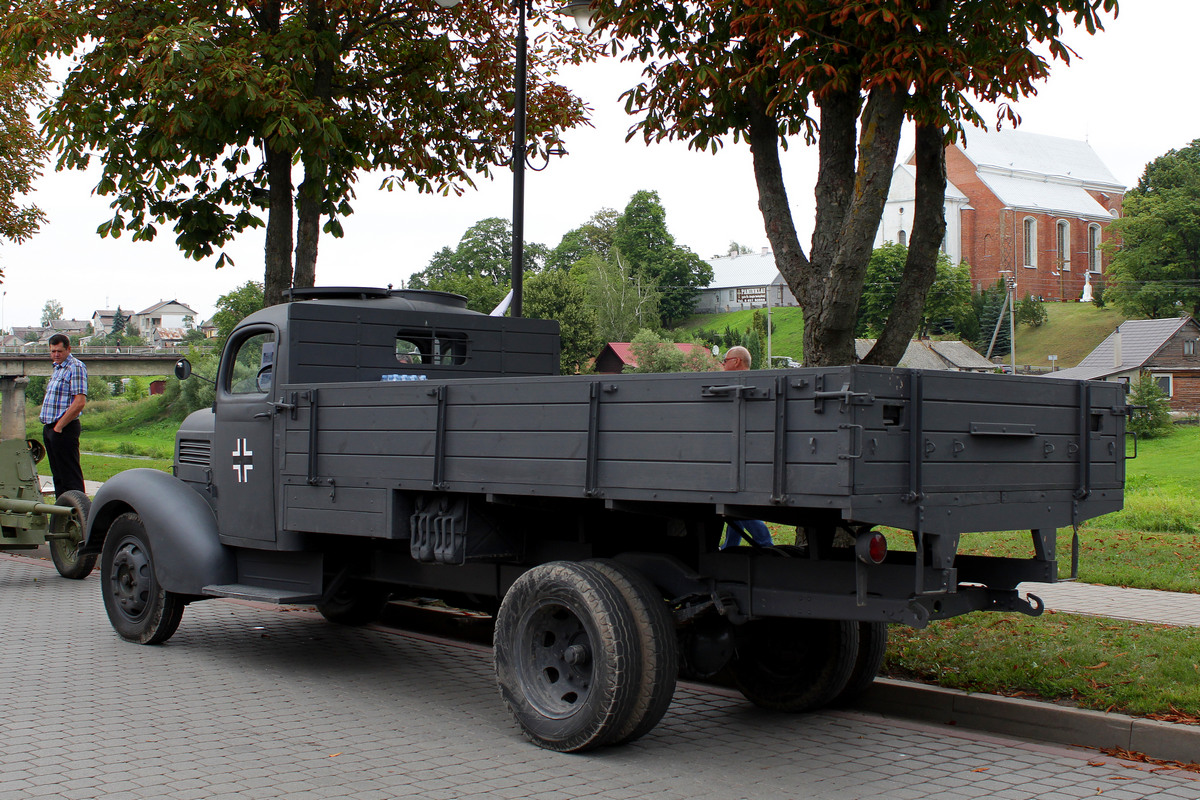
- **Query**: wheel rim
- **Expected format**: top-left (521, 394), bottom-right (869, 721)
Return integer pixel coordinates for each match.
top-left (51, 517), bottom-right (82, 560)
top-left (513, 599), bottom-right (595, 719)
top-left (108, 537), bottom-right (153, 622)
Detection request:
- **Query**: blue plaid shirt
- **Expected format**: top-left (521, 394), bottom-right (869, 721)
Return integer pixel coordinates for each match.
top-left (39, 354), bottom-right (88, 425)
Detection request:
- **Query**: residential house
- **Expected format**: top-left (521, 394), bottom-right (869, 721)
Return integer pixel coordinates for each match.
top-left (91, 310), bottom-right (116, 337)
top-left (877, 130), bottom-right (1125, 301)
top-left (12, 320), bottom-right (91, 343)
top-left (594, 342), bottom-right (712, 374)
top-left (854, 339), bottom-right (996, 372)
top-left (131, 300), bottom-right (199, 338)
top-left (152, 327), bottom-right (187, 348)
top-left (694, 250), bottom-right (798, 314)
top-left (1044, 317), bottom-right (1200, 413)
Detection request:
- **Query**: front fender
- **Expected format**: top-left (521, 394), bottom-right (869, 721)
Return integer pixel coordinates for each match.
top-left (84, 468), bottom-right (236, 594)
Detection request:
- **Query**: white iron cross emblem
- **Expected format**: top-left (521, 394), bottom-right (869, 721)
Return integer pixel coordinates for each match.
top-left (232, 438), bottom-right (254, 483)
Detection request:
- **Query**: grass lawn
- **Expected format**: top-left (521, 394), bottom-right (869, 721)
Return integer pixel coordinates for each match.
top-left (36, 452), bottom-right (173, 484)
top-left (885, 612), bottom-right (1200, 724)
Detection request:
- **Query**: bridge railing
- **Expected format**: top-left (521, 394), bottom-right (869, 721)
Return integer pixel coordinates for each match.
top-left (0, 346), bottom-right (214, 356)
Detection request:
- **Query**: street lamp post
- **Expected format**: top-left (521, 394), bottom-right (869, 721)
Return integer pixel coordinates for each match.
top-left (511, 0), bottom-right (528, 318)
top-left (438, 0), bottom-right (595, 317)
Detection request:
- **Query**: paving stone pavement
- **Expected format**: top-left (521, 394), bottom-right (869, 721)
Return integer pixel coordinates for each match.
top-left (3, 554), bottom-right (1199, 800)
top-left (1019, 581), bottom-right (1200, 627)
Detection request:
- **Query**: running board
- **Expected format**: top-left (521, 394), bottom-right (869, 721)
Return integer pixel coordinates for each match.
top-left (202, 584), bottom-right (322, 604)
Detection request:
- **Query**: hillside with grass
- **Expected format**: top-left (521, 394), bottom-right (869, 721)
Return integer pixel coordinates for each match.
top-left (678, 301), bottom-right (1123, 369)
top-left (674, 306), bottom-right (805, 363)
top-left (1012, 302), bottom-right (1127, 369)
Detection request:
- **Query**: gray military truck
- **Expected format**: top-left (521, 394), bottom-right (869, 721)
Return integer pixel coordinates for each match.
top-left (82, 287), bottom-right (1128, 752)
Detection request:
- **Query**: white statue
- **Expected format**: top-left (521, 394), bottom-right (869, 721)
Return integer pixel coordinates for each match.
top-left (1080, 271), bottom-right (1093, 303)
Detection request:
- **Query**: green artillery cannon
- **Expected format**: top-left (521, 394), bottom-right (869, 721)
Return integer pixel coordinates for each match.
top-left (0, 437), bottom-right (94, 579)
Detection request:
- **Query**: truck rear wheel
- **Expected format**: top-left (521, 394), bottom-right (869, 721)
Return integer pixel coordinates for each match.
top-left (494, 561), bottom-right (640, 752)
top-left (729, 618), bottom-right (859, 712)
top-left (48, 490), bottom-right (96, 580)
top-left (316, 583), bottom-right (391, 626)
top-left (587, 559), bottom-right (678, 745)
top-left (101, 513), bottom-right (184, 645)
top-left (832, 621), bottom-right (889, 706)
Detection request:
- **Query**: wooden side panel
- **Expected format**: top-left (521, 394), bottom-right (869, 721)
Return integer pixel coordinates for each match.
top-left (274, 366), bottom-right (1127, 535)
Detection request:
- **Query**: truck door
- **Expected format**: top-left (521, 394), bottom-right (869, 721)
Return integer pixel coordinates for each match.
top-left (212, 326), bottom-right (279, 545)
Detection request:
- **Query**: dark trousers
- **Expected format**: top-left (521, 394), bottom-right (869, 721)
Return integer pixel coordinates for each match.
top-left (43, 420), bottom-right (85, 497)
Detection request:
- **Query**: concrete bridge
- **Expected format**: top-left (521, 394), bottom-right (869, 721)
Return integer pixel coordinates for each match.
top-left (0, 346), bottom-right (213, 440)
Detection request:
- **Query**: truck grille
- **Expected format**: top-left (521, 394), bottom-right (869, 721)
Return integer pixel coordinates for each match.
top-left (177, 439), bottom-right (212, 467)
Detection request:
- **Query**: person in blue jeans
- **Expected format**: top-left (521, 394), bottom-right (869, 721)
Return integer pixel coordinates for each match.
top-left (718, 346), bottom-right (773, 549)
top-left (722, 518), bottom-right (774, 549)
top-left (40, 334), bottom-right (88, 497)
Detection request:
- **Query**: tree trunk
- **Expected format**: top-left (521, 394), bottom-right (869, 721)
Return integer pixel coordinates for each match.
top-left (257, 0), bottom-right (293, 307)
top-left (750, 85), bottom-right (906, 367)
top-left (263, 142), bottom-right (295, 307)
top-left (293, 0), bottom-right (334, 290)
top-left (806, 87), bottom-right (906, 367)
top-left (293, 169), bottom-right (320, 290)
top-left (748, 95), bottom-right (809, 306)
top-left (862, 123), bottom-right (948, 365)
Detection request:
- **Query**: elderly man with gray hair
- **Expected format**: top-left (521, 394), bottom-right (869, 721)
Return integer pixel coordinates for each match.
top-left (719, 345), bottom-right (773, 549)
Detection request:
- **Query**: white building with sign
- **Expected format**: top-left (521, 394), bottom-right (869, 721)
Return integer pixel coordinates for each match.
top-left (694, 250), bottom-right (798, 314)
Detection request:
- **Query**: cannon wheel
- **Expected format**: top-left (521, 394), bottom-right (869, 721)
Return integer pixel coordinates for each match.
top-left (494, 561), bottom-right (639, 752)
top-left (101, 513), bottom-right (184, 645)
top-left (48, 490), bottom-right (96, 580)
top-left (729, 618), bottom-right (859, 712)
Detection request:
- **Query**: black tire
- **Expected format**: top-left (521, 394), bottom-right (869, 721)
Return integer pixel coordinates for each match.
top-left (494, 561), bottom-right (640, 752)
top-left (831, 621), bottom-right (889, 706)
top-left (729, 618), bottom-right (859, 712)
top-left (101, 513), bottom-right (184, 645)
top-left (587, 559), bottom-right (678, 745)
top-left (316, 583), bottom-right (391, 626)
top-left (48, 490), bottom-right (96, 580)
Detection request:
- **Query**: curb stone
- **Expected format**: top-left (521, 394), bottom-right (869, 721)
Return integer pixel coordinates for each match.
top-left (857, 677), bottom-right (1200, 766)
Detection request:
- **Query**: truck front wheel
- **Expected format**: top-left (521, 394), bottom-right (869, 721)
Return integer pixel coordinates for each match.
top-left (729, 618), bottom-right (859, 712)
top-left (101, 513), bottom-right (185, 645)
top-left (494, 562), bottom-right (640, 752)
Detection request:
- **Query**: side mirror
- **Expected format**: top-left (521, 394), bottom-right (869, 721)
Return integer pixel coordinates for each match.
top-left (174, 358), bottom-right (193, 380)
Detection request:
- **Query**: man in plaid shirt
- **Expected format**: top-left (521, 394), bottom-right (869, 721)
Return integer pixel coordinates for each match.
top-left (39, 333), bottom-right (88, 497)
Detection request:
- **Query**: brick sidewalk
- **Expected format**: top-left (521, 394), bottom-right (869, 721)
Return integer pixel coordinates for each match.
top-left (4, 553), bottom-right (1199, 799)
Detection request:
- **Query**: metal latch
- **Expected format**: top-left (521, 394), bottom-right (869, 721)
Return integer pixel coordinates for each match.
top-left (700, 384), bottom-right (772, 399)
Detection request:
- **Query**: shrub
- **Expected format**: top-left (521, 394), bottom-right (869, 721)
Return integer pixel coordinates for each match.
top-left (1016, 293), bottom-right (1048, 327)
top-left (1128, 376), bottom-right (1172, 439)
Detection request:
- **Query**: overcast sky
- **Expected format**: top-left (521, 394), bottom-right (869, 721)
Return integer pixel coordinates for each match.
top-left (3, 0), bottom-right (1196, 330)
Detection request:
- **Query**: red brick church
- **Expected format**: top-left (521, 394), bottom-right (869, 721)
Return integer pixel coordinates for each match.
top-left (875, 130), bottom-right (1125, 301)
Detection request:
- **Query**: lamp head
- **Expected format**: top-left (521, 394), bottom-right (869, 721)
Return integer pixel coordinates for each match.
top-left (556, 0), bottom-right (597, 34)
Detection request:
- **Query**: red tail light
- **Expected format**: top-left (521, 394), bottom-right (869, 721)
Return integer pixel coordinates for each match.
top-left (856, 531), bottom-right (887, 565)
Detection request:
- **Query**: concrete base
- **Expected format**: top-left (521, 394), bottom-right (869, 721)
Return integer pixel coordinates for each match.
top-left (0, 376), bottom-right (28, 441)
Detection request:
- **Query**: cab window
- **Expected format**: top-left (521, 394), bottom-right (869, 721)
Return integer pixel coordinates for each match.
top-left (396, 329), bottom-right (468, 366)
top-left (229, 332), bottom-right (276, 395)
